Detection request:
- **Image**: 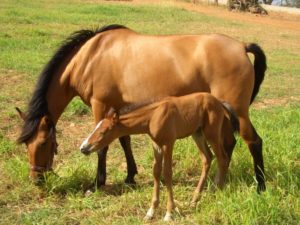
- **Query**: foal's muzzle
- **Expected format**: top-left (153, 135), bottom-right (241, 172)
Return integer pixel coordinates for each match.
top-left (80, 145), bottom-right (93, 155)
top-left (80, 148), bottom-right (91, 155)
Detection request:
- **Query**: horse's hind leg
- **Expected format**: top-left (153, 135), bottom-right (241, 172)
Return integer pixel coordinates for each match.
top-left (191, 131), bottom-right (213, 205)
top-left (119, 135), bottom-right (138, 184)
top-left (239, 115), bottom-right (265, 193)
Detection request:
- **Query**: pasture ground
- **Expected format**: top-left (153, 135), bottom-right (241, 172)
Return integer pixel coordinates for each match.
top-left (0, 0), bottom-right (299, 224)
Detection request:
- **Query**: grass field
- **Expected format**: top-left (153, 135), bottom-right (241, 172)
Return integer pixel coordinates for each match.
top-left (0, 0), bottom-right (299, 224)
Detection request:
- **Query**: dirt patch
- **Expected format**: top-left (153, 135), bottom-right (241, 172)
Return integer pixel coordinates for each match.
top-left (128, 0), bottom-right (300, 32)
top-left (253, 96), bottom-right (300, 109)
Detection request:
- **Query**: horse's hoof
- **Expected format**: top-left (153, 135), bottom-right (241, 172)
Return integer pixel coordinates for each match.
top-left (257, 182), bottom-right (266, 193)
top-left (124, 177), bottom-right (136, 185)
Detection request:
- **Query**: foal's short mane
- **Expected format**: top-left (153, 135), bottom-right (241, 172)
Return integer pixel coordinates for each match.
top-left (118, 97), bottom-right (168, 116)
top-left (18, 24), bottom-right (128, 143)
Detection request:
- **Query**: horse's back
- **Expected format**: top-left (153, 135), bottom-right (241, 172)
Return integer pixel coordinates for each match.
top-left (72, 29), bottom-right (254, 112)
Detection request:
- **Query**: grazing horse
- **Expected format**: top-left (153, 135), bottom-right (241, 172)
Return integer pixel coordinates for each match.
top-left (16, 24), bottom-right (266, 192)
top-left (80, 93), bottom-right (240, 221)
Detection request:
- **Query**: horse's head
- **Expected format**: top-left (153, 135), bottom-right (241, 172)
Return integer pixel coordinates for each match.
top-left (80, 108), bottom-right (119, 155)
top-left (16, 107), bottom-right (57, 180)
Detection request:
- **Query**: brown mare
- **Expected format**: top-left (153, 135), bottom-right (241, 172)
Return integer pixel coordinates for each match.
top-left (16, 24), bottom-right (266, 192)
top-left (79, 93), bottom-right (240, 221)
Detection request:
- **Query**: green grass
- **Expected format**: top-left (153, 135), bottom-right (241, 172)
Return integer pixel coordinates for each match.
top-left (0, 0), bottom-right (299, 224)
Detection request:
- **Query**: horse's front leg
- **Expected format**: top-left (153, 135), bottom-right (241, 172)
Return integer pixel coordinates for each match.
top-left (119, 135), bottom-right (138, 184)
top-left (91, 101), bottom-right (137, 187)
top-left (91, 100), bottom-right (108, 187)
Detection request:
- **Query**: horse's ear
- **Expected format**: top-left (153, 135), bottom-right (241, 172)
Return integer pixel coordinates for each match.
top-left (15, 107), bottom-right (26, 121)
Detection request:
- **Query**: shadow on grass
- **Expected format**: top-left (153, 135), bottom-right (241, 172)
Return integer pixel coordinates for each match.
top-left (40, 170), bottom-right (151, 197)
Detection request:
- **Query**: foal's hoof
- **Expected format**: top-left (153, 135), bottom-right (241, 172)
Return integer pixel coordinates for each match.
top-left (163, 213), bottom-right (173, 222)
top-left (190, 201), bottom-right (197, 208)
top-left (144, 208), bottom-right (155, 221)
top-left (144, 214), bottom-right (154, 221)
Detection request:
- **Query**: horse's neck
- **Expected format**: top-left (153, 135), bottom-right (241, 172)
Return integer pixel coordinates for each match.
top-left (46, 73), bottom-right (75, 124)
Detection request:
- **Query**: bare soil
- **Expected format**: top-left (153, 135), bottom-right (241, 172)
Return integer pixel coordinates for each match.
top-left (130, 0), bottom-right (300, 32)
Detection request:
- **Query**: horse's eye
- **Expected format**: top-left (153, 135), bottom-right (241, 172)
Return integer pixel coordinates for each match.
top-left (39, 142), bottom-right (47, 148)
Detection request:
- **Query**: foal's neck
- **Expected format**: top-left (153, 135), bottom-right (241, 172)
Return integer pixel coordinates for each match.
top-left (117, 102), bottom-right (162, 135)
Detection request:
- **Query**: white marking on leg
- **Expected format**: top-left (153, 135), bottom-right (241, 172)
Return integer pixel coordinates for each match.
top-left (80, 120), bottom-right (103, 150)
top-left (163, 212), bottom-right (172, 221)
top-left (144, 207), bottom-right (155, 220)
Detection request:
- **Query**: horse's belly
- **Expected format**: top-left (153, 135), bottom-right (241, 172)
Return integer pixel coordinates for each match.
top-left (120, 70), bottom-right (209, 104)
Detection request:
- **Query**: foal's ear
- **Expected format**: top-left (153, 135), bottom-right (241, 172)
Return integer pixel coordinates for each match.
top-left (106, 107), bottom-right (116, 118)
top-left (106, 107), bottom-right (119, 124)
top-left (112, 111), bottom-right (119, 124)
top-left (15, 107), bottom-right (26, 121)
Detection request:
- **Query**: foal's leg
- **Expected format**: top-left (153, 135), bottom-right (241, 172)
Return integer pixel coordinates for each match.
top-left (162, 143), bottom-right (175, 222)
top-left (145, 143), bottom-right (163, 221)
top-left (210, 140), bottom-right (229, 189)
top-left (119, 136), bottom-right (138, 184)
top-left (191, 132), bottom-right (213, 204)
top-left (222, 118), bottom-right (237, 160)
top-left (239, 115), bottom-right (265, 192)
top-left (204, 116), bottom-right (230, 189)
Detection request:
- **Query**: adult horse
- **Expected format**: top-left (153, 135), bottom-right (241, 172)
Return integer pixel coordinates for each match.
top-left (17, 24), bottom-right (266, 192)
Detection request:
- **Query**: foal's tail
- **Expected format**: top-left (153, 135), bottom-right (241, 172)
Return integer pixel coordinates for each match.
top-left (221, 102), bottom-right (240, 133)
top-left (245, 43), bottom-right (267, 104)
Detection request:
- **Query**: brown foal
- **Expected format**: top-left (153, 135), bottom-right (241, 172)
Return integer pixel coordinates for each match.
top-left (80, 93), bottom-right (239, 221)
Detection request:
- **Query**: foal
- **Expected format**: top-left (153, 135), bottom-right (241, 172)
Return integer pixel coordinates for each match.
top-left (80, 93), bottom-right (239, 221)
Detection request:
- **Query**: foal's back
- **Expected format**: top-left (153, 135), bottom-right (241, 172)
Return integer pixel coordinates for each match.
top-left (149, 93), bottom-right (224, 143)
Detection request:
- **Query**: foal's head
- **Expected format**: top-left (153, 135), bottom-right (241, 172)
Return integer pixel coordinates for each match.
top-left (16, 108), bottom-right (57, 180)
top-left (80, 108), bottom-right (119, 155)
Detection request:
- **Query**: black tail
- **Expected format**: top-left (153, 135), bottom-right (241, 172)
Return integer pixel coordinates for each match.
top-left (245, 43), bottom-right (267, 104)
top-left (221, 102), bottom-right (240, 133)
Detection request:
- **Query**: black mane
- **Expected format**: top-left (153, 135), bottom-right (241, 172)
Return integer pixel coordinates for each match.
top-left (18, 24), bottom-right (128, 143)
